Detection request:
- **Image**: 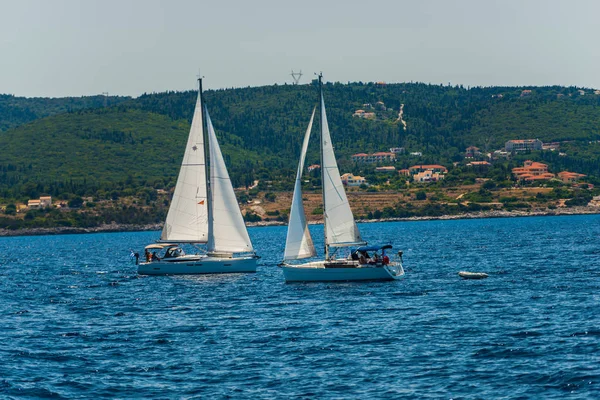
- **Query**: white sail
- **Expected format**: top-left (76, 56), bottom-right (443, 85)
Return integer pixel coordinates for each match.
top-left (161, 92), bottom-right (209, 242)
top-left (205, 108), bottom-right (254, 253)
top-left (284, 108), bottom-right (317, 260)
top-left (320, 93), bottom-right (364, 246)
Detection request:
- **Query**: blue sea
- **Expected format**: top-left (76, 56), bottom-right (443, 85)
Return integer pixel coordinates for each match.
top-left (1, 215), bottom-right (599, 399)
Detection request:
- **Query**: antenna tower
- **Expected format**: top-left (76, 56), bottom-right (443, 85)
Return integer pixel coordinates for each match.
top-left (102, 92), bottom-right (109, 107)
top-left (290, 70), bottom-right (303, 85)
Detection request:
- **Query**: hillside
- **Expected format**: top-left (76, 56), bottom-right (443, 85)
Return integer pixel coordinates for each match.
top-left (0, 94), bottom-right (128, 132)
top-left (1, 81), bottom-right (600, 206)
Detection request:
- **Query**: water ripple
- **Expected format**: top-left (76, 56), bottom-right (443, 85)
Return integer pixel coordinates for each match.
top-left (0, 216), bottom-right (599, 398)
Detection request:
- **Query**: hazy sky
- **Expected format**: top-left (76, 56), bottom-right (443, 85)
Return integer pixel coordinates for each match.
top-left (2, 0), bottom-right (599, 98)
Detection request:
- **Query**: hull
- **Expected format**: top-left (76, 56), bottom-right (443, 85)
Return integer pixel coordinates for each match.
top-left (281, 260), bottom-right (404, 282)
top-left (458, 271), bottom-right (489, 280)
top-left (138, 255), bottom-right (257, 275)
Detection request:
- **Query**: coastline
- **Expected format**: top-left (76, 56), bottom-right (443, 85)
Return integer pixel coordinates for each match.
top-left (0, 207), bottom-right (599, 238)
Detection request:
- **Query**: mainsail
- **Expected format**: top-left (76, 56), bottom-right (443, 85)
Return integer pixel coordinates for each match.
top-left (320, 93), bottom-right (364, 247)
top-left (205, 108), bottom-right (254, 253)
top-left (284, 108), bottom-right (317, 260)
top-left (161, 91), bottom-right (209, 242)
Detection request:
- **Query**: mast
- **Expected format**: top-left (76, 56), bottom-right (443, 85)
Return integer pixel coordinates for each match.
top-left (199, 76), bottom-right (213, 244)
top-left (318, 73), bottom-right (329, 260)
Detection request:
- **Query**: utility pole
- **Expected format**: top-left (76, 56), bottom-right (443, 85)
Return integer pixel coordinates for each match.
top-left (290, 70), bottom-right (303, 85)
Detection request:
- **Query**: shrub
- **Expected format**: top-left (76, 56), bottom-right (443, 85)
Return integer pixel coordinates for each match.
top-left (4, 204), bottom-right (17, 215)
top-left (68, 196), bottom-right (84, 208)
top-left (244, 211), bottom-right (262, 222)
top-left (265, 192), bottom-right (277, 202)
top-left (482, 180), bottom-right (496, 190)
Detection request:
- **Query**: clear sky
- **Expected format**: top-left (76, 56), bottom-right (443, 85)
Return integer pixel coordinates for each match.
top-left (2, 0), bottom-right (599, 98)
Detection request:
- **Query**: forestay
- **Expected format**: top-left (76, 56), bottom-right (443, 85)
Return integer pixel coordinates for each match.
top-left (161, 92), bottom-right (209, 243)
top-left (284, 108), bottom-right (317, 260)
top-left (205, 108), bottom-right (254, 253)
top-left (320, 94), bottom-right (364, 246)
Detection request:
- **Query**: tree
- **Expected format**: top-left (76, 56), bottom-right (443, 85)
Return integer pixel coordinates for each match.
top-left (4, 203), bottom-right (16, 215)
top-left (68, 196), bottom-right (84, 208)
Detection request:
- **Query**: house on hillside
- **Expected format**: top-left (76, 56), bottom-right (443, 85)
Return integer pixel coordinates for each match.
top-left (505, 139), bottom-right (543, 152)
top-left (27, 199), bottom-right (41, 209)
top-left (408, 164), bottom-right (447, 183)
top-left (351, 152), bottom-right (396, 163)
top-left (557, 171), bottom-right (586, 183)
top-left (353, 110), bottom-right (376, 119)
top-left (375, 166), bottom-right (396, 173)
top-left (413, 170), bottom-right (445, 183)
top-left (27, 196), bottom-right (52, 209)
top-left (465, 146), bottom-right (482, 158)
top-left (542, 142), bottom-right (560, 151)
top-left (467, 161), bottom-right (491, 170)
top-left (307, 164), bottom-right (320, 172)
top-left (512, 160), bottom-right (555, 182)
top-left (341, 173), bottom-right (367, 187)
top-left (408, 164), bottom-right (448, 174)
top-left (40, 196), bottom-right (52, 207)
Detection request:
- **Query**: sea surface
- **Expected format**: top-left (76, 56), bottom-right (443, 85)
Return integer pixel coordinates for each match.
top-left (1, 215), bottom-right (599, 399)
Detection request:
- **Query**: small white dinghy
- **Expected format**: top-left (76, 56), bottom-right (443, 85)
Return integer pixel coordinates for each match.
top-left (458, 271), bottom-right (489, 280)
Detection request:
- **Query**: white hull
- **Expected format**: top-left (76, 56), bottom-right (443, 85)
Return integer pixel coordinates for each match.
top-left (281, 260), bottom-right (404, 282)
top-left (458, 271), bottom-right (489, 279)
top-left (138, 255), bottom-right (257, 275)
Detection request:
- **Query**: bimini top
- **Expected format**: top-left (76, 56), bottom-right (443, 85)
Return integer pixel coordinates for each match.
top-left (352, 244), bottom-right (393, 253)
top-left (145, 243), bottom-right (179, 250)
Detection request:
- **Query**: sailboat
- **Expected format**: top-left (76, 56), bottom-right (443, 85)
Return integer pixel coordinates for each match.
top-left (138, 78), bottom-right (258, 275)
top-left (279, 74), bottom-right (404, 282)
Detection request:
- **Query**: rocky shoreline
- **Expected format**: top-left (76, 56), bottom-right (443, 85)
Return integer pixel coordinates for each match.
top-left (0, 223), bottom-right (163, 238)
top-left (358, 206), bottom-right (600, 223)
top-left (0, 207), bottom-right (599, 237)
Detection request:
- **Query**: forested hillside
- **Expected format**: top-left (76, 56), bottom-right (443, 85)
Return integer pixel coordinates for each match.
top-left (1, 82), bottom-right (600, 204)
top-left (0, 94), bottom-right (128, 132)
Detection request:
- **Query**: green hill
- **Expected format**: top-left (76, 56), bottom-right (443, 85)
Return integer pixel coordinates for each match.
top-left (0, 94), bottom-right (128, 132)
top-left (1, 82), bottom-right (600, 204)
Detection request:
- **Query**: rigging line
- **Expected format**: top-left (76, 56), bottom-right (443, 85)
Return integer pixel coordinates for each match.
top-left (324, 171), bottom-right (346, 201)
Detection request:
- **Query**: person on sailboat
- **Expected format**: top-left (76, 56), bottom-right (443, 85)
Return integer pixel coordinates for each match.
top-left (164, 247), bottom-right (176, 258)
top-left (357, 250), bottom-right (368, 264)
top-left (145, 249), bottom-right (151, 263)
top-left (369, 253), bottom-right (380, 265)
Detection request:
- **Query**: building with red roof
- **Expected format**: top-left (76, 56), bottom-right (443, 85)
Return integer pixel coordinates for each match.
top-left (512, 160), bottom-right (555, 181)
top-left (352, 152), bottom-right (396, 163)
top-left (408, 164), bottom-right (448, 174)
top-left (557, 171), bottom-right (586, 183)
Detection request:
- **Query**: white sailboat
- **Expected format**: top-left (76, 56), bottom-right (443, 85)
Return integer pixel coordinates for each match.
top-left (280, 74), bottom-right (404, 282)
top-left (138, 78), bottom-right (258, 275)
